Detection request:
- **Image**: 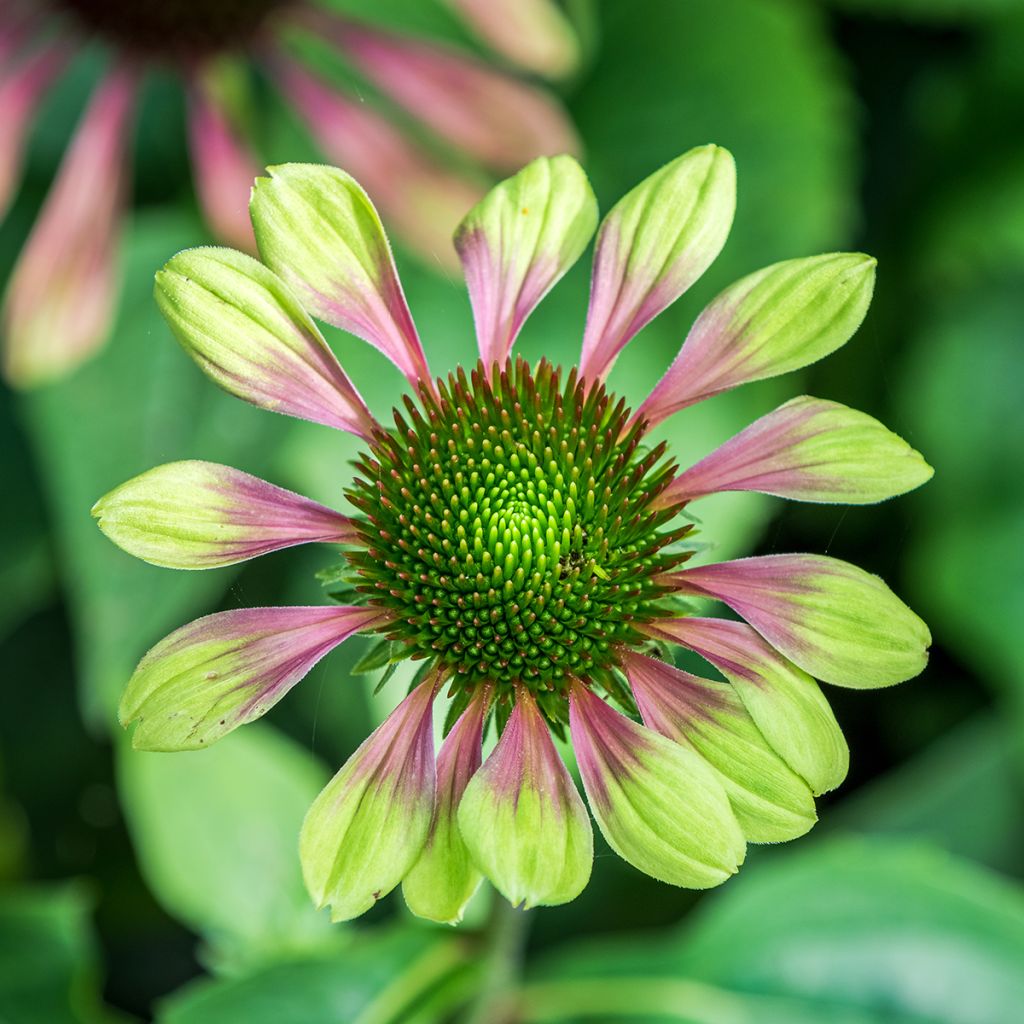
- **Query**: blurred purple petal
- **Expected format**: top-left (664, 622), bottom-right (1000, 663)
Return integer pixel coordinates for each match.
top-left (0, 45), bottom-right (66, 221)
top-left (187, 73), bottom-right (259, 251)
top-left (304, 10), bottom-right (580, 170)
top-left (2, 65), bottom-right (136, 387)
top-left (272, 58), bottom-right (483, 270)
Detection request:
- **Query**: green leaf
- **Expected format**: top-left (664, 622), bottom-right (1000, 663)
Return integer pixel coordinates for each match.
top-left (530, 839), bottom-right (1024, 1023)
top-left (0, 884), bottom-right (116, 1024)
top-left (20, 210), bottom-right (282, 727)
top-left (159, 927), bottom-right (471, 1024)
top-left (117, 723), bottom-right (332, 970)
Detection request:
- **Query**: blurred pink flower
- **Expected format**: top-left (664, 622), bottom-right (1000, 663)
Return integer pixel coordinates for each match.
top-left (0, 0), bottom-right (580, 387)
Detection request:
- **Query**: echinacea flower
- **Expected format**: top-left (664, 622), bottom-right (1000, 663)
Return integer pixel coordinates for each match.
top-left (0, 0), bottom-right (578, 387)
top-left (94, 145), bottom-right (933, 924)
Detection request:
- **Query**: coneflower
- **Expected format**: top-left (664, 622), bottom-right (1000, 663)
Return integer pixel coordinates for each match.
top-left (94, 145), bottom-right (933, 924)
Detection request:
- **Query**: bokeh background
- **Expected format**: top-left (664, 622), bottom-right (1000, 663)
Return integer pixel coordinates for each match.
top-left (2, 0), bottom-right (1023, 1021)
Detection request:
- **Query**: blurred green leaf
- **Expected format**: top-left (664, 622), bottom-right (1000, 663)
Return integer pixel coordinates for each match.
top-left (898, 282), bottom-right (1024, 692)
top-left (159, 926), bottom-right (472, 1024)
top-left (0, 884), bottom-right (116, 1024)
top-left (117, 724), bottom-right (332, 972)
top-left (19, 210), bottom-right (286, 727)
top-left (0, 394), bottom-right (54, 644)
top-left (531, 839), bottom-right (1024, 1022)
top-left (831, 714), bottom-right (1024, 872)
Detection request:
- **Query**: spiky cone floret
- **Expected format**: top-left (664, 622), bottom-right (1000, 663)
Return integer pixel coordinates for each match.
top-left (94, 146), bottom-right (933, 922)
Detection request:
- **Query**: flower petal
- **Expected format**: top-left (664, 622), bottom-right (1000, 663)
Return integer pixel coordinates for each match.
top-left (92, 460), bottom-right (359, 570)
top-left (186, 71), bottom-right (259, 251)
top-left (621, 651), bottom-right (816, 843)
top-left (0, 45), bottom-right (66, 221)
top-left (2, 66), bottom-right (134, 387)
top-left (250, 162), bottom-right (430, 386)
top-left (154, 246), bottom-right (377, 437)
top-left (301, 678), bottom-right (437, 922)
top-left (402, 688), bottom-right (488, 924)
top-left (569, 682), bottom-right (744, 888)
top-left (455, 155), bottom-right (597, 368)
top-left (669, 554), bottom-right (931, 688)
top-left (637, 254), bottom-right (876, 425)
top-left (307, 11), bottom-right (580, 169)
top-left (661, 396), bottom-right (934, 506)
top-left (271, 58), bottom-right (483, 270)
top-left (446, 0), bottom-right (580, 78)
top-left (641, 617), bottom-right (848, 796)
top-left (458, 688), bottom-right (592, 908)
top-left (120, 605), bottom-right (385, 751)
top-left (578, 145), bottom-right (735, 383)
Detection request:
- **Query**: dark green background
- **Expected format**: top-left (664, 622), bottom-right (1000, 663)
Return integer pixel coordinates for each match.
top-left (2, 0), bottom-right (1022, 1020)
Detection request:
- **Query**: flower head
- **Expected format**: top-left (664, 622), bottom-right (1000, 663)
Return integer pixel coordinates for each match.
top-left (0, 0), bottom-right (578, 386)
top-left (94, 145), bottom-right (933, 923)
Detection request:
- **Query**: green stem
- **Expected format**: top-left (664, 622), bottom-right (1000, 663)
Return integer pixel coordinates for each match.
top-left (461, 895), bottom-right (532, 1024)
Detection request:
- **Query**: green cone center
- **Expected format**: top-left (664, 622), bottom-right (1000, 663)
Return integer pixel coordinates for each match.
top-left (346, 359), bottom-right (689, 709)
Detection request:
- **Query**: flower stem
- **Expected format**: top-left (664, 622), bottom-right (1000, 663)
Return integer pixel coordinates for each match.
top-left (462, 894), bottom-right (531, 1024)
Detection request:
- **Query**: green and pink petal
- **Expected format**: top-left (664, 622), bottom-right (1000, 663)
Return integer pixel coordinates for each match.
top-left (92, 460), bottom-right (358, 570)
top-left (621, 651), bottom-right (816, 843)
top-left (301, 678), bottom-right (439, 922)
top-left (154, 246), bottom-right (377, 437)
top-left (120, 605), bottom-right (387, 751)
top-left (668, 554), bottom-right (931, 688)
top-left (659, 395), bottom-right (933, 506)
top-left (579, 145), bottom-right (735, 383)
top-left (457, 688), bottom-right (592, 908)
top-left (403, 687), bottom-right (489, 924)
top-left (249, 162), bottom-right (430, 386)
top-left (637, 254), bottom-right (876, 423)
top-left (455, 155), bottom-right (597, 368)
top-left (569, 681), bottom-right (745, 888)
top-left (643, 617), bottom-right (848, 795)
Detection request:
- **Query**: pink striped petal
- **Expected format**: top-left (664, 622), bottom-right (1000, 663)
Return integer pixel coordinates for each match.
top-left (186, 74), bottom-right (260, 252)
top-left (457, 688), bottom-right (592, 908)
top-left (445, 0), bottom-right (580, 78)
top-left (640, 617), bottom-right (848, 796)
top-left (2, 66), bottom-right (135, 387)
top-left (120, 605), bottom-right (387, 751)
top-left (154, 246), bottom-right (378, 437)
top-left (92, 460), bottom-right (359, 570)
top-left (668, 555), bottom-right (931, 688)
top-left (250, 162), bottom-right (431, 387)
top-left (455, 155), bottom-right (597, 367)
top-left (271, 58), bottom-right (482, 271)
top-left (569, 681), bottom-right (744, 888)
top-left (306, 10), bottom-right (579, 170)
top-left (578, 145), bottom-right (735, 383)
top-left (302, 678), bottom-right (438, 921)
top-left (637, 254), bottom-right (877, 425)
top-left (660, 396), bottom-right (934, 507)
top-left (621, 650), bottom-right (816, 842)
top-left (0, 45), bottom-right (66, 221)
top-left (403, 687), bottom-right (489, 923)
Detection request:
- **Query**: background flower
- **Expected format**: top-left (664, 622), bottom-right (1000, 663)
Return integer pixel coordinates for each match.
top-left (0, 0), bottom-right (579, 386)
top-left (2, 0), bottom-right (1023, 1021)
